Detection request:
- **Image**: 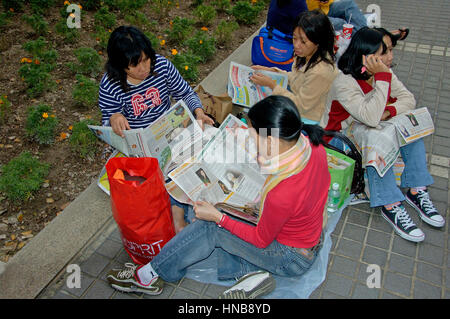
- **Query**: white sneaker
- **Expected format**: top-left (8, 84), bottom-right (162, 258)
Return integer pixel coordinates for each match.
top-left (219, 271), bottom-right (275, 299)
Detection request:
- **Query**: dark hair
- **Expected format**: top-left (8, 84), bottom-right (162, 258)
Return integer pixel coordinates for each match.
top-left (247, 95), bottom-right (325, 146)
top-left (105, 25), bottom-right (157, 92)
top-left (373, 27), bottom-right (398, 47)
top-left (293, 9), bottom-right (336, 71)
top-left (338, 27), bottom-right (387, 80)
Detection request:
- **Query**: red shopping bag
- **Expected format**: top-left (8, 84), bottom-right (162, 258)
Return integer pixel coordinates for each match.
top-left (106, 157), bottom-right (175, 264)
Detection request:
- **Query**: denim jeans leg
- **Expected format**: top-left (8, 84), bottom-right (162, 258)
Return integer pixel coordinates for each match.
top-left (328, 0), bottom-right (368, 31)
top-left (366, 165), bottom-right (405, 207)
top-left (399, 139), bottom-right (434, 188)
top-left (216, 248), bottom-right (260, 281)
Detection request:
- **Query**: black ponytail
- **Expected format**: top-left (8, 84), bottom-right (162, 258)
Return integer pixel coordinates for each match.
top-left (248, 95), bottom-right (325, 146)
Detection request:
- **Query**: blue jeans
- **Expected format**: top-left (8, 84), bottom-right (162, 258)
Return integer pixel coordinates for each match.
top-left (328, 0), bottom-right (368, 31)
top-left (150, 219), bottom-right (319, 283)
top-left (366, 139), bottom-right (433, 207)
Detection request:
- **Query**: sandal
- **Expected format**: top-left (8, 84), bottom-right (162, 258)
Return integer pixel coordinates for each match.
top-left (392, 28), bottom-right (409, 41)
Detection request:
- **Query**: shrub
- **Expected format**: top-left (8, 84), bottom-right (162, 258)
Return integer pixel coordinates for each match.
top-left (72, 75), bottom-right (99, 108)
top-left (22, 13), bottom-right (48, 36)
top-left (144, 31), bottom-right (160, 50)
top-left (185, 31), bottom-right (216, 62)
top-left (1, 0), bottom-right (25, 12)
top-left (124, 11), bottom-right (149, 28)
top-left (0, 151), bottom-right (50, 202)
top-left (19, 63), bottom-right (54, 98)
top-left (25, 104), bottom-right (58, 144)
top-left (231, 1), bottom-right (262, 25)
top-left (67, 47), bottom-right (102, 77)
top-left (29, 0), bottom-right (55, 14)
top-left (166, 17), bottom-right (195, 43)
top-left (213, 0), bottom-right (231, 13)
top-left (214, 20), bottom-right (239, 46)
top-left (94, 6), bottom-right (116, 30)
top-left (193, 4), bottom-right (217, 26)
top-left (116, 0), bottom-right (148, 12)
top-left (55, 18), bottom-right (80, 43)
top-left (170, 52), bottom-right (201, 83)
top-left (80, 0), bottom-right (102, 10)
top-left (0, 94), bottom-right (10, 125)
top-left (150, 0), bottom-right (174, 20)
top-left (69, 119), bottom-right (99, 159)
top-left (92, 26), bottom-right (111, 49)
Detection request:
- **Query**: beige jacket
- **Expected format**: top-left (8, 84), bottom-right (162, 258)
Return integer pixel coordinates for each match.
top-left (271, 58), bottom-right (339, 122)
top-left (320, 70), bottom-right (416, 131)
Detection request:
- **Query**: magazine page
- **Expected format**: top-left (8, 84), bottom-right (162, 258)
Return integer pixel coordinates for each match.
top-left (227, 61), bottom-right (288, 107)
top-left (137, 100), bottom-right (204, 177)
top-left (88, 125), bottom-right (144, 157)
top-left (386, 107), bottom-right (435, 145)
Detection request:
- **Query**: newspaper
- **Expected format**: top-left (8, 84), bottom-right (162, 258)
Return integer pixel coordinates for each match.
top-left (344, 107), bottom-right (434, 177)
top-left (89, 100), bottom-right (211, 178)
top-left (168, 114), bottom-right (266, 224)
top-left (227, 61), bottom-right (288, 108)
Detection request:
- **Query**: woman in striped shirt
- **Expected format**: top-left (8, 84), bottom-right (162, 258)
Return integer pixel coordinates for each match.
top-left (99, 26), bottom-right (213, 233)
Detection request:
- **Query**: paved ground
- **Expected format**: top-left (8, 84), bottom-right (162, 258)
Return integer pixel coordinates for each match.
top-left (10, 0), bottom-right (450, 300)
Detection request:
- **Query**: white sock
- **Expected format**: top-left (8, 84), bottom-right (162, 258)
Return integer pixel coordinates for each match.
top-left (137, 262), bottom-right (158, 285)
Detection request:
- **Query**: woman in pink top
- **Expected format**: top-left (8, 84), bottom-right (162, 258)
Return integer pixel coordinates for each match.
top-left (107, 95), bottom-right (331, 299)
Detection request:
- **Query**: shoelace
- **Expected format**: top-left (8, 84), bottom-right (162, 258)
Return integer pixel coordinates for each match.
top-left (416, 190), bottom-right (437, 214)
top-left (117, 263), bottom-right (137, 279)
top-left (392, 206), bottom-right (415, 230)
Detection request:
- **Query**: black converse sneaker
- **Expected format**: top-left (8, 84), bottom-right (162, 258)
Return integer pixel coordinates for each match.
top-left (405, 188), bottom-right (445, 228)
top-left (381, 204), bottom-right (425, 242)
top-left (107, 263), bottom-right (164, 295)
top-left (219, 271), bottom-right (276, 299)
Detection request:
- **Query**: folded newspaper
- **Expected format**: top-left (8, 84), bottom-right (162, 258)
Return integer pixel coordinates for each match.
top-left (344, 107), bottom-right (434, 177)
top-left (91, 101), bottom-right (266, 224)
top-left (227, 61), bottom-right (288, 108)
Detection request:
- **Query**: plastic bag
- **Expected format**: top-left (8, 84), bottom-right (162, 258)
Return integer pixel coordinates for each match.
top-left (106, 157), bottom-right (175, 264)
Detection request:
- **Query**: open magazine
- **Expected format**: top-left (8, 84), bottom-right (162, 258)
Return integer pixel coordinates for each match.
top-left (88, 100), bottom-right (217, 179)
top-left (344, 107), bottom-right (434, 177)
top-left (167, 114), bottom-right (266, 224)
top-left (227, 61), bottom-right (288, 108)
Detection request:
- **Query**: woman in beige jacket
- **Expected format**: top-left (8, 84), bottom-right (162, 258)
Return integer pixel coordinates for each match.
top-left (320, 27), bottom-right (444, 243)
top-left (250, 10), bottom-right (338, 124)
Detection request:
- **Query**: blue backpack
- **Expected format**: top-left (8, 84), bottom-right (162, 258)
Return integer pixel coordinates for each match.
top-left (251, 26), bottom-right (294, 71)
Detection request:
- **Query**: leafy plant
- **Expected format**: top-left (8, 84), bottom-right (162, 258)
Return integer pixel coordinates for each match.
top-left (1, 0), bottom-right (25, 12)
top-left (144, 31), bottom-right (161, 50)
top-left (72, 74), bottom-right (99, 108)
top-left (29, 0), bottom-right (55, 14)
top-left (166, 17), bottom-right (195, 43)
top-left (0, 151), bottom-right (50, 202)
top-left (55, 17), bottom-right (80, 43)
top-left (19, 63), bottom-right (54, 98)
top-left (94, 6), bottom-right (116, 30)
top-left (116, 0), bottom-right (148, 13)
top-left (231, 1), bottom-right (262, 25)
top-left (0, 94), bottom-right (10, 125)
top-left (22, 13), bottom-right (49, 36)
top-left (25, 104), bottom-right (58, 144)
top-left (80, 0), bottom-right (103, 10)
top-left (92, 26), bottom-right (111, 49)
top-left (214, 20), bottom-right (239, 46)
top-left (213, 0), bottom-right (231, 13)
top-left (185, 31), bottom-right (216, 62)
top-left (170, 52), bottom-right (201, 83)
top-left (193, 4), bottom-right (217, 26)
top-left (150, 0), bottom-right (175, 20)
top-left (124, 11), bottom-right (149, 28)
top-left (69, 119), bottom-right (99, 159)
top-left (67, 47), bottom-right (102, 77)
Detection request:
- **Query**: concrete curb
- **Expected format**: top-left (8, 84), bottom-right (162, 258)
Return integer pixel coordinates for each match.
top-left (0, 26), bottom-right (261, 299)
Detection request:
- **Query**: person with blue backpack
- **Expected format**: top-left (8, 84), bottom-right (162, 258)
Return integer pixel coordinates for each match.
top-left (251, 10), bottom-right (338, 124)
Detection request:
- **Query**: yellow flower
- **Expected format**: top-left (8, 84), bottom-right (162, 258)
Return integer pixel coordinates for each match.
top-left (201, 26), bottom-right (208, 31)
top-left (78, 4), bottom-right (82, 9)
top-left (9, 8), bottom-right (14, 12)
top-left (184, 65), bottom-right (189, 70)
top-left (251, 0), bottom-right (257, 3)
top-left (64, 1), bottom-right (70, 5)
top-left (60, 132), bottom-right (68, 140)
top-left (68, 125), bottom-right (73, 130)
top-left (21, 58), bottom-right (27, 63)
top-left (50, 114), bottom-right (55, 118)
top-left (160, 39), bottom-right (166, 46)
top-left (69, 13), bottom-right (75, 18)
top-left (199, 40), bottom-right (203, 44)
top-left (42, 113), bottom-right (49, 119)
top-left (171, 49), bottom-right (178, 55)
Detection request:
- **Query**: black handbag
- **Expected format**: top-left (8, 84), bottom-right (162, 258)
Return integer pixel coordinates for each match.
top-left (323, 130), bottom-right (365, 195)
